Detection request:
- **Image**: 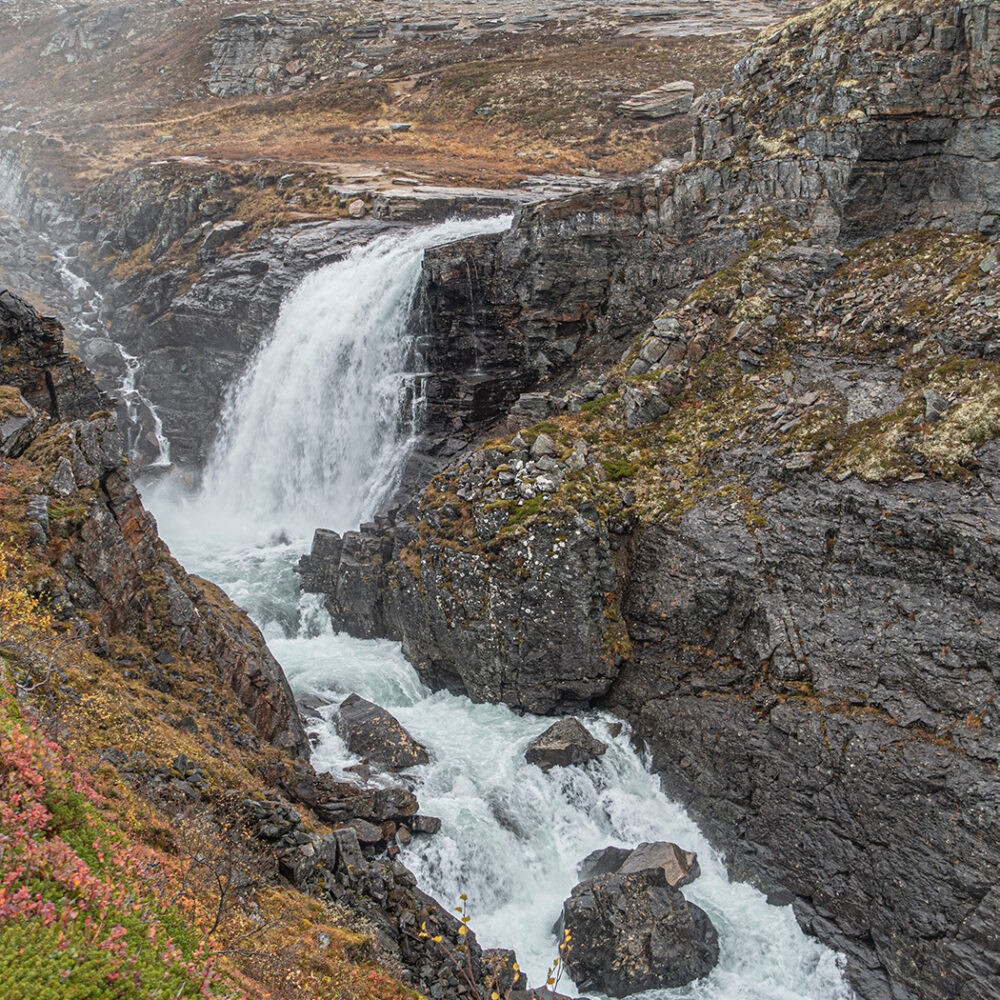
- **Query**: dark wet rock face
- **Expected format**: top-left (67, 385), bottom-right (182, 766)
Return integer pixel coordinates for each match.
top-left (0, 288), bottom-right (105, 420)
top-left (0, 289), bottom-right (308, 759)
top-left (336, 692), bottom-right (430, 771)
top-left (298, 510), bottom-right (624, 715)
top-left (524, 718), bottom-right (608, 771)
top-left (299, 2), bottom-right (1000, 997)
top-left (562, 868), bottom-right (719, 995)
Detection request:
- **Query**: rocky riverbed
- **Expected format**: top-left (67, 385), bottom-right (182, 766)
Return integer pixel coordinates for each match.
top-left (1, 0), bottom-right (998, 998)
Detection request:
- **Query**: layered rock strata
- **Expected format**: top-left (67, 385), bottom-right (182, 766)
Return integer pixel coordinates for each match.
top-left (300, 3), bottom-right (1000, 998)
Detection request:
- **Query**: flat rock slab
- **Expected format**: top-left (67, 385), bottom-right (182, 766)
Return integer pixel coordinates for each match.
top-left (336, 692), bottom-right (429, 771)
top-left (620, 79), bottom-right (694, 117)
top-left (579, 841), bottom-right (701, 888)
top-left (620, 841), bottom-right (700, 887)
top-left (525, 718), bottom-right (608, 771)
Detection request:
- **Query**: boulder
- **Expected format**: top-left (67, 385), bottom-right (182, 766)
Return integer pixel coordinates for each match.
top-left (579, 841), bottom-right (700, 887)
top-left (409, 814), bottom-right (442, 835)
top-left (530, 431), bottom-right (558, 457)
top-left (620, 79), bottom-right (694, 118)
top-left (343, 818), bottom-right (384, 844)
top-left (578, 846), bottom-right (631, 880)
top-left (336, 693), bottom-right (429, 771)
top-left (525, 718), bottom-right (608, 772)
top-left (202, 219), bottom-right (248, 252)
top-left (562, 868), bottom-right (719, 996)
top-left (619, 841), bottom-right (701, 888)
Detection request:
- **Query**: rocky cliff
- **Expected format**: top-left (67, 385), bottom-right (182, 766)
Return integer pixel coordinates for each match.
top-left (1, 0), bottom-right (808, 480)
top-left (0, 287), bottom-right (516, 999)
top-left (1, 288), bottom-right (309, 756)
top-left (299, 2), bottom-right (1000, 998)
top-left (404, 0), bottom-right (997, 427)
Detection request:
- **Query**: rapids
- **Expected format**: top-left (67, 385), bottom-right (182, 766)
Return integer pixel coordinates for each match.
top-left (143, 218), bottom-right (857, 1000)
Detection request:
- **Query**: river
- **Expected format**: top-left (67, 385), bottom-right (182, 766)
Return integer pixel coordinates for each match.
top-left (142, 218), bottom-right (857, 1000)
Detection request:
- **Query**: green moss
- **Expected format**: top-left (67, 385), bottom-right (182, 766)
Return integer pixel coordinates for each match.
top-left (48, 500), bottom-right (89, 526)
top-left (505, 494), bottom-right (547, 527)
top-left (0, 385), bottom-right (30, 420)
top-left (817, 359), bottom-right (1000, 482)
top-left (601, 456), bottom-right (639, 481)
top-left (580, 394), bottom-right (616, 416)
top-left (520, 420), bottom-right (564, 443)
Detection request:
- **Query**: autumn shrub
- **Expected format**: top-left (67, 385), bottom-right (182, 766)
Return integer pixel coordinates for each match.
top-left (0, 673), bottom-right (241, 999)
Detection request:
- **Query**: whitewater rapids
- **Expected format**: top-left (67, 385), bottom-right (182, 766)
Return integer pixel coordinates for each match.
top-left (144, 217), bottom-right (857, 1000)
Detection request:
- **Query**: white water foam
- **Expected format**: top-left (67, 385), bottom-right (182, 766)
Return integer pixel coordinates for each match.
top-left (143, 217), bottom-right (857, 1000)
top-left (0, 153), bottom-right (171, 466)
top-left (198, 216), bottom-right (511, 541)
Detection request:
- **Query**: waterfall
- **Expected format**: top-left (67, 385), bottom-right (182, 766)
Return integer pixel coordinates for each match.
top-left (198, 217), bottom-right (511, 539)
top-left (0, 151), bottom-right (25, 217)
top-left (0, 150), bottom-right (171, 467)
top-left (142, 215), bottom-right (857, 1000)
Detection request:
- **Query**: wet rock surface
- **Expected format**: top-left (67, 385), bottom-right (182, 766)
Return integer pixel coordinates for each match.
top-left (336, 692), bottom-right (430, 771)
top-left (0, 289), bottom-right (309, 759)
top-left (593, 841), bottom-right (701, 888)
top-left (562, 867), bottom-right (719, 995)
top-left (300, 3), bottom-right (1000, 997)
top-left (524, 718), bottom-right (608, 771)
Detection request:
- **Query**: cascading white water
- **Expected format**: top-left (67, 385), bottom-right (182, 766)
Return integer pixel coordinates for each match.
top-left (0, 152), bottom-right (171, 466)
top-left (143, 218), bottom-right (858, 1000)
top-left (200, 217), bottom-right (511, 539)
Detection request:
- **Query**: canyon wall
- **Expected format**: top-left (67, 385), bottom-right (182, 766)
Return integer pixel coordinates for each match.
top-left (299, 2), bottom-right (1000, 998)
top-left (0, 286), bottom-right (508, 997)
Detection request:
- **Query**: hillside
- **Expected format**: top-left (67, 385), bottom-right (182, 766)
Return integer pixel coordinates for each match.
top-left (0, 290), bottom-right (504, 1000)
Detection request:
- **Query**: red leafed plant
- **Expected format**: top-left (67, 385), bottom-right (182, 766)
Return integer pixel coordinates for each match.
top-left (0, 673), bottom-right (241, 999)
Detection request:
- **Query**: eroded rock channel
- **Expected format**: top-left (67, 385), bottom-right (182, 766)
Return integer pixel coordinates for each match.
top-left (1, 0), bottom-right (997, 998)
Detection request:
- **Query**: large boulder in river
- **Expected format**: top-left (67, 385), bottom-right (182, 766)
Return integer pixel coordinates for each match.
top-left (562, 868), bottom-right (719, 996)
top-left (579, 841), bottom-right (700, 888)
top-left (525, 718), bottom-right (608, 772)
top-left (508, 991), bottom-right (584, 1000)
top-left (578, 846), bottom-right (632, 880)
top-left (335, 693), bottom-right (429, 771)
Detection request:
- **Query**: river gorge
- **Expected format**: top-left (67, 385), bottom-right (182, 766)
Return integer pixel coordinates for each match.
top-left (0, 1), bottom-right (996, 999)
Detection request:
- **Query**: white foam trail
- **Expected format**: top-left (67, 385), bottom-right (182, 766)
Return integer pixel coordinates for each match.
top-left (278, 604), bottom-right (856, 1000)
top-left (0, 152), bottom-right (171, 466)
top-left (198, 216), bottom-right (511, 540)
